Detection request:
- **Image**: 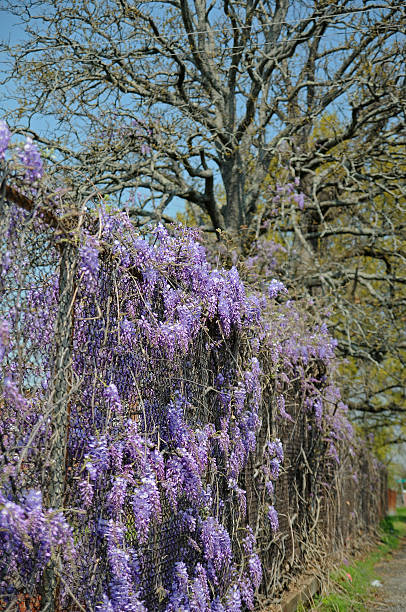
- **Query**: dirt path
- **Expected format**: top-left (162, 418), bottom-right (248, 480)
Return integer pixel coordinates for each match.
top-left (370, 537), bottom-right (406, 611)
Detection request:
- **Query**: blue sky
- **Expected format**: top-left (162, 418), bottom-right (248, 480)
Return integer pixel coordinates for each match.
top-left (1, 10), bottom-right (32, 116)
top-left (0, 9), bottom-right (24, 56)
top-left (0, 7), bottom-right (186, 219)
top-left (1, 3), bottom-right (402, 222)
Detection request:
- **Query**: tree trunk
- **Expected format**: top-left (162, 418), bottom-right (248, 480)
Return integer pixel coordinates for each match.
top-left (221, 154), bottom-right (246, 232)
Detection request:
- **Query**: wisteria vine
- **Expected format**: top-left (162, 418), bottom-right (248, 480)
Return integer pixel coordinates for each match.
top-left (0, 121), bottom-right (381, 611)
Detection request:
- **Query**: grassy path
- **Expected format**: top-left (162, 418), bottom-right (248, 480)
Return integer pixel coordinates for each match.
top-left (371, 537), bottom-right (406, 611)
top-left (371, 509), bottom-right (406, 611)
top-left (308, 508), bottom-right (406, 611)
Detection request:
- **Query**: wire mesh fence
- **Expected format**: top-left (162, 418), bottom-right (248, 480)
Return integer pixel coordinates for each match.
top-left (0, 183), bottom-right (386, 612)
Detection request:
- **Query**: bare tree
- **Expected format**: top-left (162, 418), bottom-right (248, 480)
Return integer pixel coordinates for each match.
top-left (1, 0), bottom-right (405, 433)
top-left (1, 1), bottom-right (404, 226)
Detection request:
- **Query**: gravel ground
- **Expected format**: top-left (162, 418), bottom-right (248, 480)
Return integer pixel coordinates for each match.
top-left (370, 537), bottom-right (406, 611)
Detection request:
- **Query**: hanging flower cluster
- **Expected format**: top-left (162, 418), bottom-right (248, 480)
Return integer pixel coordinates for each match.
top-left (0, 490), bottom-right (74, 593)
top-left (18, 136), bottom-right (44, 183)
top-left (271, 178), bottom-right (307, 211)
top-left (0, 120), bottom-right (11, 159)
top-left (0, 120), bottom-right (43, 183)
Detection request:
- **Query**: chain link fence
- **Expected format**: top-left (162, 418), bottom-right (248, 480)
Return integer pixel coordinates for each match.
top-left (0, 186), bottom-right (386, 612)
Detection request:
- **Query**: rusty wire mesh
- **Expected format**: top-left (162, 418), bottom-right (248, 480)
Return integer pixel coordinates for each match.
top-left (0, 189), bottom-right (387, 612)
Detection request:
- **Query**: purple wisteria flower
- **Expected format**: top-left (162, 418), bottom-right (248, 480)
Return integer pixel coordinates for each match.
top-left (239, 575), bottom-right (254, 610)
top-left (268, 505), bottom-right (279, 533)
top-left (104, 521), bottom-right (147, 611)
top-left (328, 442), bottom-right (340, 464)
top-left (211, 598), bottom-right (226, 612)
top-left (191, 564), bottom-right (210, 611)
top-left (225, 584), bottom-right (242, 612)
top-left (293, 192), bottom-right (305, 210)
top-left (234, 383), bottom-right (246, 414)
top-left (248, 553), bottom-right (262, 590)
top-left (85, 435), bottom-right (110, 480)
top-left (268, 279), bottom-right (287, 299)
top-left (79, 234), bottom-right (100, 292)
top-left (167, 394), bottom-right (189, 448)
top-left (228, 478), bottom-right (247, 517)
top-left (0, 490), bottom-right (75, 588)
top-left (1, 250), bottom-right (11, 274)
top-left (269, 457), bottom-right (281, 479)
top-left (0, 318), bottom-right (10, 361)
top-left (108, 477), bottom-right (128, 516)
top-left (105, 383), bottom-right (123, 413)
top-left (266, 480), bottom-right (274, 496)
top-left (132, 472), bottom-right (161, 543)
top-left (0, 120), bottom-right (11, 158)
top-left (267, 438), bottom-right (284, 463)
top-left (78, 479), bottom-right (94, 508)
top-left (96, 595), bottom-right (115, 612)
top-left (165, 562), bottom-right (190, 611)
top-left (19, 136), bottom-right (43, 182)
top-left (201, 516), bottom-right (232, 578)
top-left (175, 561), bottom-right (189, 594)
top-left (277, 395), bottom-right (293, 422)
top-left (242, 526), bottom-right (255, 555)
top-left (313, 397), bottom-right (323, 426)
top-left (3, 376), bottom-right (29, 411)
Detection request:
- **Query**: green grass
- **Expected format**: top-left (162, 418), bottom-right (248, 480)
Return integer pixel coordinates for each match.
top-left (305, 508), bottom-right (406, 611)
